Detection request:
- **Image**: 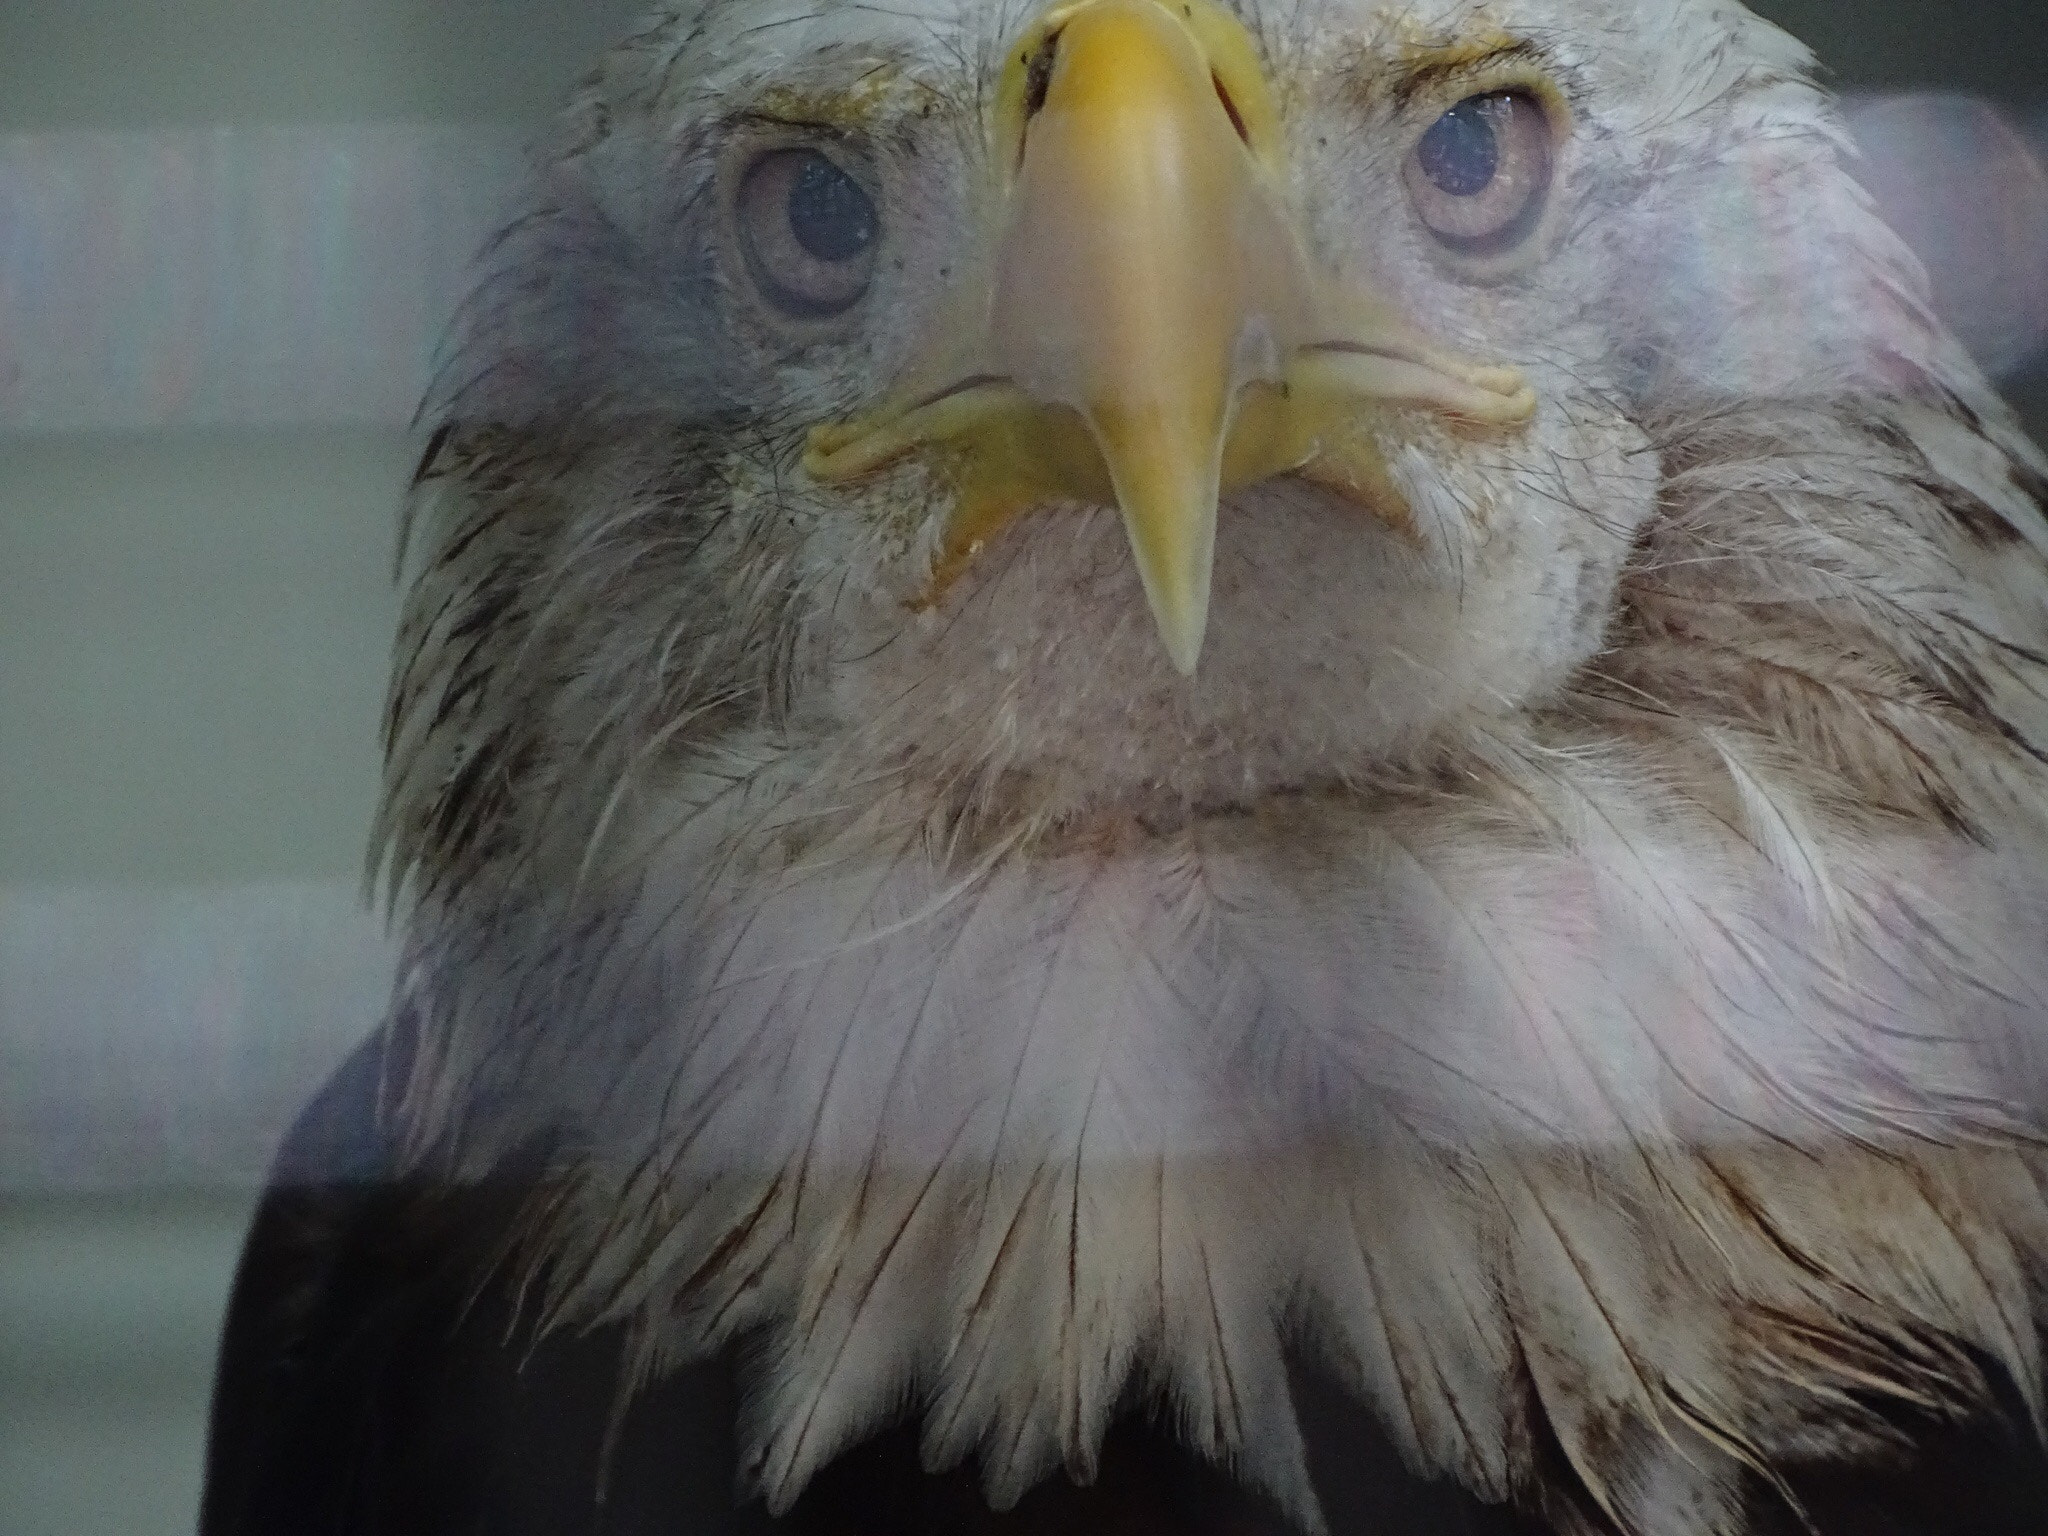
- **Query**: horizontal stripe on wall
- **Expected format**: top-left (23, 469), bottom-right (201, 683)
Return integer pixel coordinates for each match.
top-left (1, 882), bottom-right (394, 1190)
top-left (0, 124), bottom-right (524, 432)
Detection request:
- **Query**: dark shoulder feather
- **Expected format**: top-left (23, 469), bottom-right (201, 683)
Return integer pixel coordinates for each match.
top-left (196, 1030), bottom-right (761, 1536)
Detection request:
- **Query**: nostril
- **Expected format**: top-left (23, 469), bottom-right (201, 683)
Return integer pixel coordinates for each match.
top-left (1022, 30), bottom-right (1061, 123)
top-left (1213, 72), bottom-right (1250, 143)
top-left (1015, 27), bottom-right (1062, 170)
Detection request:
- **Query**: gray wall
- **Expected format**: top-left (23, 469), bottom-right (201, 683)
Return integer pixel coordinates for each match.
top-left (0, 8), bottom-right (635, 1534)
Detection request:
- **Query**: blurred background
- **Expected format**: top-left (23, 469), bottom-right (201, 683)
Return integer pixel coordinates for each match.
top-left (0, 2), bottom-right (2042, 1532)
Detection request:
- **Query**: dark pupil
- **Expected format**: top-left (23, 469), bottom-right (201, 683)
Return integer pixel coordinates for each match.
top-left (1417, 96), bottom-right (1504, 197)
top-left (787, 154), bottom-right (877, 264)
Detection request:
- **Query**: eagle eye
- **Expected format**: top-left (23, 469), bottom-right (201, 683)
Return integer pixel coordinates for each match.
top-left (1404, 90), bottom-right (1553, 255)
top-left (736, 147), bottom-right (879, 319)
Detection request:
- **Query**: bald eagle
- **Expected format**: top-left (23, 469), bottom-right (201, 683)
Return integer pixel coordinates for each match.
top-left (203, 2), bottom-right (2048, 1532)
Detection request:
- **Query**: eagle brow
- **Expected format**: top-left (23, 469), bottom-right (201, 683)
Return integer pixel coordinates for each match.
top-left (725, 50), bottom-right (928, 132)
top-left (1389, 39), bottom-right (1547, 106)
top-left (727, 103), bottom-right (869, 136)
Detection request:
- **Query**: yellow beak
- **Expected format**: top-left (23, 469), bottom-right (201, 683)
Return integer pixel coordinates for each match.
top-left (985, 0), bottom-right (1299, 673)
top-left (806, 0), bottom-right (1533, 675)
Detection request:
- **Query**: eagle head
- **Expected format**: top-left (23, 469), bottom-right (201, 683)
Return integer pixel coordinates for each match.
top-left (378, 2), bottom-right (2048, 1531)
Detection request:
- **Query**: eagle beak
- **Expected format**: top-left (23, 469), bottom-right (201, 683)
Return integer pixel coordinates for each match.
top-left (806, 0), bottom-right (1534, 676)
